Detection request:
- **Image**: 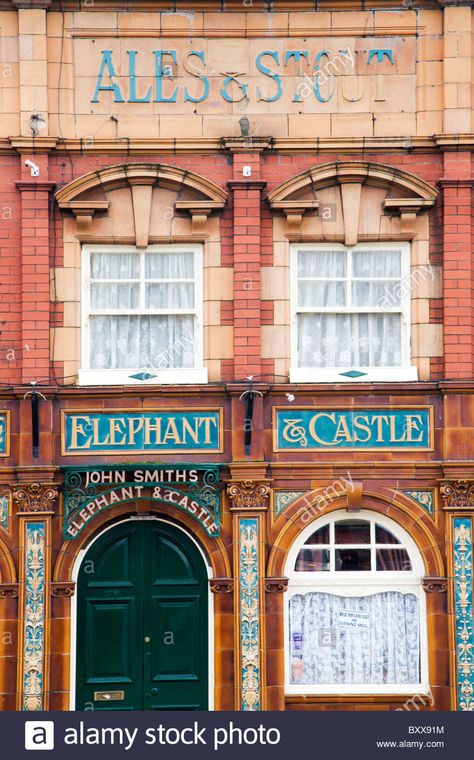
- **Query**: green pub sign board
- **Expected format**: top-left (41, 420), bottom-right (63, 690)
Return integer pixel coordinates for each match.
top-left (61, 409), bottom-right (223, 455)
top-left (274, 407), bottom-right (433, 451)
top-left (63, 465), bottom-right (222, 539)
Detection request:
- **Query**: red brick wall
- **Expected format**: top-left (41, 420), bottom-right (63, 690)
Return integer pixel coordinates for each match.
top-left (0, 150), bottom-right (465, 384)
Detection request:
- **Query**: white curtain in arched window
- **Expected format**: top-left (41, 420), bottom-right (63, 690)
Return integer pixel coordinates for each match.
top-left (289, 591), bottom-right (420, 686)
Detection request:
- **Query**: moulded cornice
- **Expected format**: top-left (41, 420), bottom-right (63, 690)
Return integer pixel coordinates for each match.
top-left (55, 163), bottom-right (228, 205)
top-left (267, 161), bottom-right (439, 204)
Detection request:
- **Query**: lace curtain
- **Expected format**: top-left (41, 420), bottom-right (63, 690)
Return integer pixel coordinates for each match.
top-left (289, 591), bottom-right (420, 686)
top-left (89, 251), bottom-right (195, 370)
top-left (297, 249), bottom-right (402, 368)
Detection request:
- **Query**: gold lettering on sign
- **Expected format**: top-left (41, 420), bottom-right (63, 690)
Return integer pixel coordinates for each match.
top-left (163, 418), bottom-right (181, 445)
top-left (143, 417), bottom-right (161, 445)
top-left (308, 413), bottom-right (337, 445)
top-left (182, 417), bottom-right (200, 444)
top-left (334, 416), bottom-right (352, 444)
top-left (405, 414), bottom-right (424, 443)
top-left (353, 415), bottom-right (371, 443)
top-left (109, 418), bottom-right (127, 446)
top-left (200, 416), bottom-right (217, 445)
top-left (70, 415), bottom-right (91, 449)
top-left (127, 416), bottom-right (145, 445)
top-left (375, 415), bottom-right (389, 443)
top-left (389, 416), bottom-right (406, 443)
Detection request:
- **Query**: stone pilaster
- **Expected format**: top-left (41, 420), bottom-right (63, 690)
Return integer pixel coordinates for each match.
top-left (228, 477), bottom-right (269, 710)
top-left (441, 482), bottom-right (474, 710)
top-left (14, 483), bottom-right (56, 710)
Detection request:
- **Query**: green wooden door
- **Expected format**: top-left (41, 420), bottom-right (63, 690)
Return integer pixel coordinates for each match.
top-left (76, 520), bottom-right (208, 711)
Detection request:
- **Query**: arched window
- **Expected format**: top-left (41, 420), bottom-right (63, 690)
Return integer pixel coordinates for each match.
top-left (285, 510), bottom-right (428, 695)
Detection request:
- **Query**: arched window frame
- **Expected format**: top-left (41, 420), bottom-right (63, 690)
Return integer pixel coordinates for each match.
top-left (284, 510), bottom-right (429, 696)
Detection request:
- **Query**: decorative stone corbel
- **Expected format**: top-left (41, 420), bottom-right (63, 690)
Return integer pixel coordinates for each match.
top-left (422, 577), bottom-right (448, 593)
top-left (0, 583), bottom-right (19, 598)
top-left (268, 200), bottom-right (319, 236)
top-left (440, 480), bottom-right (474, 509)
top-left (175, 201), bottom-right (225, 236)
top-left (265, 577), bottom-right (288, 593)
top-left (346, 481), bottom-right (363, 511)
top-left (56, 200), bottom-right (109, 237)
top-left (227, 480), bottom-right (270, 511)
top-left (12, 483), bottom-right (58, 513)
top-left (383, 198), bottom-right (435, 238)
top-left (209, 578), bottom-right (233, 594)
top-left (51, 582), bottom-right (75, 598)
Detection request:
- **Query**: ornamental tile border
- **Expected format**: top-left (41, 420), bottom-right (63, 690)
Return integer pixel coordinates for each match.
top-left (274, 491), bottom-right (305, 515)
top-left (22, 522), bottom-right (46, 711)
top-left (453, 517), bottom-right (474, 711)
top-left (239, 517), bottom-right (260, 711)
top-left (404, 490), bottom-right (434, 517)
top-left (0, 494), bottom-right (9, 530)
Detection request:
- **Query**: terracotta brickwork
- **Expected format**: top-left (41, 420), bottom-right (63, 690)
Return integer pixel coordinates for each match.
top-left (0, 0), bottom-right (473, 714)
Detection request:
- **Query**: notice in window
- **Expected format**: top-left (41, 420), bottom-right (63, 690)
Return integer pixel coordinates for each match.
top-left (337, 610), bottom-right (371, 631)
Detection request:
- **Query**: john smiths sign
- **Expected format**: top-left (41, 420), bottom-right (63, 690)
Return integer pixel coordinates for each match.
top-left (63, 465), bottom-right (222, 539)
top-left (274, 407), bottom-right (433, 451)
top-left (61, 409), bottom-right (223, 455)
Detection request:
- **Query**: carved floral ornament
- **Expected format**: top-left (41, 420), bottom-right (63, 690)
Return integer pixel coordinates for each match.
top-left (12, 483), bottom-right (58, 513)
top-left (227, 481), bottom-right (270, 511)
top-left (440, 481), bottom-right (474, 510)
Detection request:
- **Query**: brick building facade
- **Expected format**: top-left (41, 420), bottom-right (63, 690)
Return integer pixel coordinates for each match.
top-left (0, 0), bottom-right (473, 712)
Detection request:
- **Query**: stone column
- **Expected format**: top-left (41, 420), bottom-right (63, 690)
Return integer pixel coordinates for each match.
top-left (13, 482), bottom-right (57, 710)
top-left (227, 472), bottom-right (269, 710)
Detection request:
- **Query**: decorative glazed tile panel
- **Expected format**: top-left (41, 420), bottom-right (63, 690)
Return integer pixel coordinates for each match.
top-left (22, 522), bottom-right (46, 711)
top-left (453, 517), bottom-right (474, 711)
top-left (0, 495), bottom-right (9, 530)
top-left (274, 491), bottom-right (305, 515)
top-left (404, 490), bottom-right (434, 516)
top-left (0, 412), bottom-right (9, 456)
top-left (239, 517), bottom-right (260, 711)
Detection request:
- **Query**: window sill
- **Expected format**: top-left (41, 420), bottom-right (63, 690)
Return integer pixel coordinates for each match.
top-left (290, 367), bottom-right (419, 383)
top-left (78, 368), bottom-right (209, 386)
top-left (285, 684), bottom-right (428, 696)
top-left (285, 692), bottom-right (432, 705)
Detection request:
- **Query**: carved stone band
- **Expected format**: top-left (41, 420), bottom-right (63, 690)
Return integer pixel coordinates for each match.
top-left (210, 578), bottom-right (233, 594)
top-left (422, 577), bottom-right (448, 593)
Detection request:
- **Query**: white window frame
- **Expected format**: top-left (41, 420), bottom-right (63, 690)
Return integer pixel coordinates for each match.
top-left (290, 242), bottom-right (418, 383)
top-left (79, 244), bottom-right (207, 386)
top-left (284, 510), bottom-right (429, 696)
